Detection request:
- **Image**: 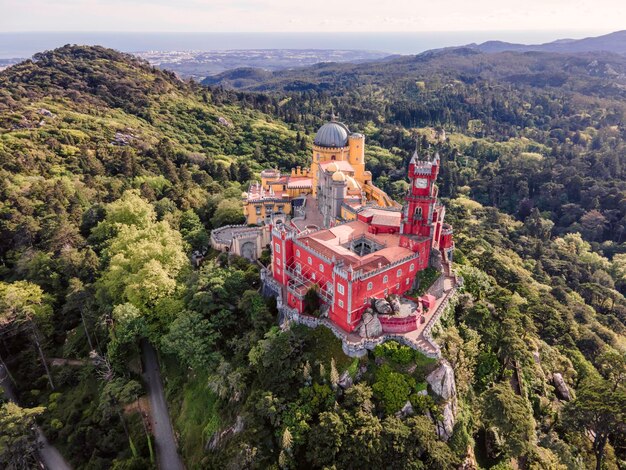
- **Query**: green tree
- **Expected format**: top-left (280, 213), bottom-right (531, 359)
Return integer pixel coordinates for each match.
top-left (564, 352), bottom-right (626, 470)
top-left (99, 221), bottom-right (187, 310)
top-left (161, 309), bottom-right (219, 370)
top-left (481, 382), bottom-right (535, 458)
top-left (0, 402), bottom-right (45, 469)
top-left (0, 281), bottom-right (54, 388)
top-left (210, 198), bottom-right (245, 228)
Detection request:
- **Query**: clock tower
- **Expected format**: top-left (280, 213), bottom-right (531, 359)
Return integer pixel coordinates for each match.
top-left (401, 149), bottom-right (440, 237)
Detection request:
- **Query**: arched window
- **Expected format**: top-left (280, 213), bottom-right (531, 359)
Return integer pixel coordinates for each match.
top-left (414, 206), bottom-right (422, 219)
top-left (396, 269), bottom-right (402, 277)
top-left (367, 282), bottom-right (373, 291)
top-left (331, 155), bottom-right (336, 160)
top-left (409, 264), bottom-right (415, 272)
top-left (307, 256), bottom-right (312, 265)
top-left (296, 249), bottom-right (301, 257)
top-left (383, 275), bottom-right (388, 284)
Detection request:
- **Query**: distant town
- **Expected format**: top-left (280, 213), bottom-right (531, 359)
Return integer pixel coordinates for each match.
top-left (135, 49), bottom-right (390, 79)
top-left (1, 49), bottom-right (389, 79)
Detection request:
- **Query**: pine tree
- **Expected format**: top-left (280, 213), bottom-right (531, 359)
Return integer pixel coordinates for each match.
top-left (281, 427), bottom-right (293, 451)
top-left (330, 358), bottom-right (339, 390)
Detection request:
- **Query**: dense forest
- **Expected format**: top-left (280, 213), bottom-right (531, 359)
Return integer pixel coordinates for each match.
top-left (0, 45), bottom-right (625, 470)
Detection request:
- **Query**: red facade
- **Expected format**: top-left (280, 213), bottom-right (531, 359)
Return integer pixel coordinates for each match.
top-left (271, 153), bottom-right (453, 333)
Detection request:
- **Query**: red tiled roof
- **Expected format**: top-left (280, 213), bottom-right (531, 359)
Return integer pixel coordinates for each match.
top-left (296, 220), bottom-right (415, 274)
top-left (287, 177), bottom-right (312, 188)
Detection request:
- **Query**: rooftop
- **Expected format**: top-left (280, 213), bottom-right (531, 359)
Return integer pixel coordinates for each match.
top-left (297, 220), bottom-right (418, 275)
top-left (320, 160), bottom-right (355, 173)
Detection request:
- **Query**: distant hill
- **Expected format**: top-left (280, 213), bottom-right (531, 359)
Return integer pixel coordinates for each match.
top-left (466, 30), bottom-right (626, 55)
top-left (203, 47), bottom-right (626, 98)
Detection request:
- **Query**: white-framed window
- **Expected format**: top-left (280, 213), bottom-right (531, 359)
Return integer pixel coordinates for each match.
top-left (396, 283), bottom-right (400, 290)
top-left (410, 264), bottom-right (415, 272)
top-left (396, 269), bottom-right (402, 278)
top-left (367, 282), bottom-right (373, 291)
top-left (338, 299), bottom-right (344, 308)
top-left (337, 283), bottom-right (345, 295)
top-left (296, 263), bottom-right (302, 273)
top-left (406, 278), bottom-right (410, 285)
top-left (275, 243), bottom-right (280, 253)
top-left (319, 264), bottom-right (324, 272)
top-left (296, 249), bottom-right (301, 257)
top-left (383, 275), bottom-right (388, 284)
top-left (276, 258), bottom-right (281, 266)
top-left (276, 267), bottom-right (281, 275)
top-left (312, 273), bottom-right (316, 280)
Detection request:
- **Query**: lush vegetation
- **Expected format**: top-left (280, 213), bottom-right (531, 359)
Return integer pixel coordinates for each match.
top-left (1, 44), bottom-right (626, 470)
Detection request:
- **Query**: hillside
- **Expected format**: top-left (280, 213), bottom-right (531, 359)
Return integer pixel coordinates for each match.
top-left (0, 45), bottom-right (310, 469)
top-left (0, 45), bottom-right (625, 470)
top-left (467, 30), bottom-right (626, 55)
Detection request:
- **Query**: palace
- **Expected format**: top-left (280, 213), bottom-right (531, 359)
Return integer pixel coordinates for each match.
top-left (241, 120), bottom-right (397, 229)
top-left (211, 119), bottom-right (455, 347)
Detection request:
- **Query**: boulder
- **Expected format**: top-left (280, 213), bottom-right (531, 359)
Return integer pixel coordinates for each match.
top-left (207, 416), bottom-right (244, 450)
top-left (218, 116), bottom-right (233, 127)
top-left (373, 298), bottom-right (393, 315)
top-left (338, 370), bottom-right (353, 390)
top-left (389, 295), bottom-right (402, 314)
top-left (358, 311), bottom-right (383, 338)
top-left (552, 372), bottom-right (571, 401)
top-left (532, 350), bottom-right (541, 364)
top-left (426, 361), bottom-right (457, 403)
top-left (355, 364), bottom-right (368, 381)
top-left (426, 360), bottom-right (458, 441)
top-left (396, 400), bottom-right (414, 419)
top-left (438, 402), bottom-right (455, 440)
top-left (429, 248), bottom-right (443, 270)
top-left (37, 108), bottom-right (54, 117)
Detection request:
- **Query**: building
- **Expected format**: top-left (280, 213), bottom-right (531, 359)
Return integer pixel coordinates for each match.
top-left (211, 118), bottom-right (456, 349)
top-left (241, 119), bottom-right (398, 229)
top-left (270, 146), bottom-right (454, 334)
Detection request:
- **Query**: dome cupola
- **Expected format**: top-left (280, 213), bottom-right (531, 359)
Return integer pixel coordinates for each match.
top-left (314, 121), bottom-right (350, 148)
top-left (332, 170), bottom-right (347, 182)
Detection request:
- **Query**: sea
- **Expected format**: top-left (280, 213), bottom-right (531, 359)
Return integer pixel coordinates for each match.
top-left (0, 30), bottom-right (604, 59)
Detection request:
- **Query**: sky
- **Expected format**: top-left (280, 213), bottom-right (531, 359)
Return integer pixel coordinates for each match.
top-left (2, 0), bottom-right (624, 34)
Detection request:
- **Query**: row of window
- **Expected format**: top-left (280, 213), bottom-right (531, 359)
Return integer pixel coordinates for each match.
top-left (364, 264), bottom-right (415, 290)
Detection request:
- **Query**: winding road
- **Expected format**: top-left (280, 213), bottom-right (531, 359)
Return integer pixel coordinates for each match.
top-left (140, 340), bottom-right (185, 470)
top-left (0, 364), bottom-right (72, 470)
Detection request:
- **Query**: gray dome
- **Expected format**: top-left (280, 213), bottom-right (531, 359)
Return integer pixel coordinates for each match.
top-left (314, 121), bottom-right (350, 147)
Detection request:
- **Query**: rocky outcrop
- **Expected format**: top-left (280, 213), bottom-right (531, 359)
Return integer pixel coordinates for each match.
top-left (426, 360), bottom-right (458, 441)
top-left (207, 416), bottom-right (244, 450)
top-left (396, 400), bottom-right (414, 419)
top-left (389, 295), bottom-right (402, 314)
top-left (429, 248), bottom-right (443, 270)
top-left (358, 310), bottom-right (383, 338)
top-left (338, 370), bottom-right (353, 390)
top-left (373, 298), bottom-right (393, 315)
top-left (552, 373), bottom-right (571, 401)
